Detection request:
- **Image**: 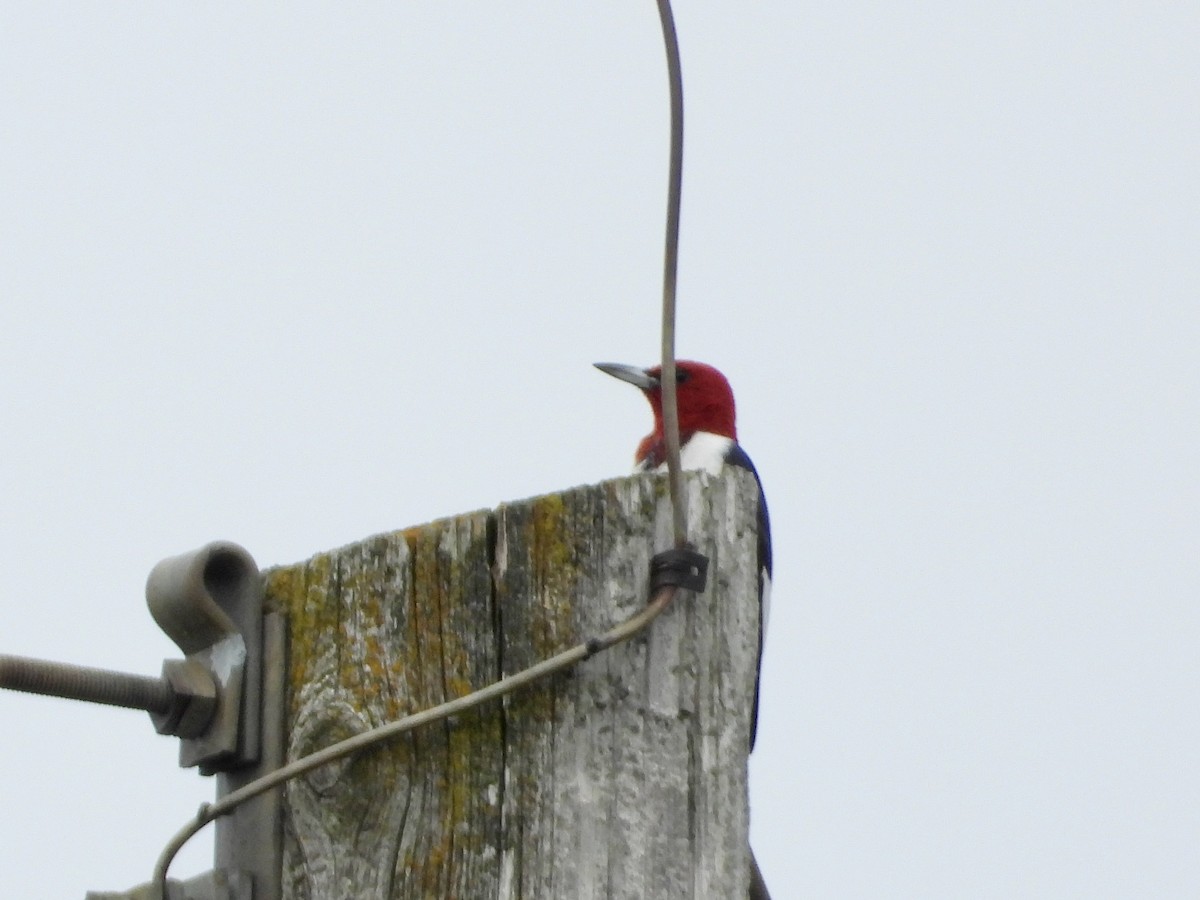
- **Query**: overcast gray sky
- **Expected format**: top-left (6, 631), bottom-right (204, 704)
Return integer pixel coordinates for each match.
top-left (1, 4), bottom-right (1196, 897)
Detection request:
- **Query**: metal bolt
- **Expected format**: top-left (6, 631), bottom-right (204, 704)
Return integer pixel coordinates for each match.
top-left (0, 653), bottom-right (174, 714)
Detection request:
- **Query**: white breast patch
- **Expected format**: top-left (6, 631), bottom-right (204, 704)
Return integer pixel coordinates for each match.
top-left (636, 431), bottom-right (733, 476)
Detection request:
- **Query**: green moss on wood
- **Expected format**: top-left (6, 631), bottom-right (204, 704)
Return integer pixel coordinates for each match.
top-left (526, 491), bottom-right (582, 655)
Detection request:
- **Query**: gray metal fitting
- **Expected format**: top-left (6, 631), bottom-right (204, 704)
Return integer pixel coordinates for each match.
top-left (146, 541), bottom-right (263, 773)
top-left (150, 659), bottom-right (219, 739)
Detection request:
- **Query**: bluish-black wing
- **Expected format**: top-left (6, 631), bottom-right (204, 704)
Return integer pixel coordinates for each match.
top-left (723, 443), bottom-right (771, 750)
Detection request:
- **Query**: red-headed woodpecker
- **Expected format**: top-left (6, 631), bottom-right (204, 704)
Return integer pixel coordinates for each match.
top-left (595, 360), bottom-right (771, 748)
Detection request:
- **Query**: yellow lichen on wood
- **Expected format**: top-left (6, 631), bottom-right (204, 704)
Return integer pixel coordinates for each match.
top-left (526, 491), bottom-right (581, 655)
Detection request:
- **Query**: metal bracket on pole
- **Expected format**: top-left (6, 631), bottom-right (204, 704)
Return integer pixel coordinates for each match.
top-left (0, 542), bottom-right (263, 774)
top-left (86, 869), bottom-right (252, 900)
top-left (0, 541), bottom-right (284, 900)
top-left (145, 542), bottom-right (263, 774)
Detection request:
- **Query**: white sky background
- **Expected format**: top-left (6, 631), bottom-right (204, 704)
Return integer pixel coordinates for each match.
top-left (1, 3), bottom-right (1196, 897)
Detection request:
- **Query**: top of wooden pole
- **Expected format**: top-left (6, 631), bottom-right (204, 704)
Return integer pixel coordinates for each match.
top-left (268, 469), bottom-right (762, 899)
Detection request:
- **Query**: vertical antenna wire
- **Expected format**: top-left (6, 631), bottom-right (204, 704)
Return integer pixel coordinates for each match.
top-left (655, 0), bottom-right (688, 549)
top-left (655, 8), bottom-right (772, 898)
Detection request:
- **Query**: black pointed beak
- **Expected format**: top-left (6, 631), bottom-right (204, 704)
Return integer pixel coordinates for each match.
top-left (594, 362), bottom-right (659, 390)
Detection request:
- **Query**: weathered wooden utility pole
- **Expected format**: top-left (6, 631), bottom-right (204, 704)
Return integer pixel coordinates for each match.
top-left (265, 469), bottom-right (762, 899)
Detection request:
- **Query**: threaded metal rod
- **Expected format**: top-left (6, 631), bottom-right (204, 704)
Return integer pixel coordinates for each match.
top-left (0, 653), bottom-right (173, 714)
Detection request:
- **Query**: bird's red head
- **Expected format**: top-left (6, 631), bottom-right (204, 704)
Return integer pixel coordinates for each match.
top-left (642, 361), bottom-right (738, 440)
top-left (595, 360), bottom-right (738, 463)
